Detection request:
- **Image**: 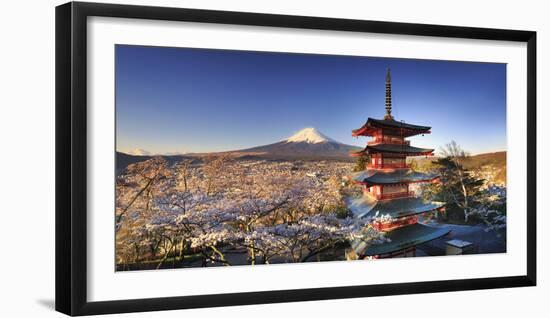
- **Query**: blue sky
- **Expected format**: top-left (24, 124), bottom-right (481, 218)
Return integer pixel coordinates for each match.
top-left (116, 45), bottom-right (506, 155)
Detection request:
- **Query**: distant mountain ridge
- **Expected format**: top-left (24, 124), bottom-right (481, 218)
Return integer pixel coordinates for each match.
top-left (116, 128), bottom-right (360, 174)
top-left (410, 151), bottom-right (505, 169)
top-left (115, 152), bottom-right (199, 176)
top-left (462, 151), bottom-right (506, 170)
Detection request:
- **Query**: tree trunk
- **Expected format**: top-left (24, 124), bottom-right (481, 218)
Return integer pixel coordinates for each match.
top-left (178, 237), bottom-right (185, 261)
top-left (156, 238), bottom-right (173, 270)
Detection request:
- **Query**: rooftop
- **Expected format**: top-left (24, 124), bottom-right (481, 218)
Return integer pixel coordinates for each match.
top-left (351, 144), bottom-right (434, 156)
top-left (352, 223), bottom-right (451, 256)
top-left (351, 169), bottom-right (439, 185)
top-left (346, 195), bottom-right (445, 219)
top-left (446, 239), bottom-right (473, 248)
top-left (352, 118), bottom-right (431, 137)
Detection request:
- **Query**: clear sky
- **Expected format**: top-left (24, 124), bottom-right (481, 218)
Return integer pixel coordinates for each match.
top-left (115, 45), bottom-right (506, 155)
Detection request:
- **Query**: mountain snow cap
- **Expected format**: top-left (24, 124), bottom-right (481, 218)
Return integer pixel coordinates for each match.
top-left (285, 128), bottom-right (336, 144)
top-left (126, 148), bottom-right (152, 156)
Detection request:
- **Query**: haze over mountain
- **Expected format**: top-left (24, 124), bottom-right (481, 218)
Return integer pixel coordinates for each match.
top-left (116, 128), bottom-right (360, 173)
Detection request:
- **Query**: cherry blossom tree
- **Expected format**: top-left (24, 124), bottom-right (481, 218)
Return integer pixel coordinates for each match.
top-left (115, 157), bottom-right (383, 269)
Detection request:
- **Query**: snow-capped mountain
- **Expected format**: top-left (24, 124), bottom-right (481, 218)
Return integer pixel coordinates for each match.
top-left (233, 128), bottom-right (360, 160)
top-left (285, 127), bottom-right (336, 144)
top-left (116, 128), bottom-right (361, 172)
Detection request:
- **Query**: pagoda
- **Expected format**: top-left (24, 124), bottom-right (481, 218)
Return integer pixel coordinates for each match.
top-left (348, 68), bottom-right (449, 258)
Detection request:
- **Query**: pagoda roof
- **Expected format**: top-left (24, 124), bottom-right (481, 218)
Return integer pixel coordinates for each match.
top-left (351, 169), bottom-right (439, 185)
top-left (351, 144), bottom-right (434, 156)
top-left (352, 118), bottom-right (431, 137)
top-left (346, 195), bottom-right (445, 220)
top-left (352, 223), bottom-right (450, 256)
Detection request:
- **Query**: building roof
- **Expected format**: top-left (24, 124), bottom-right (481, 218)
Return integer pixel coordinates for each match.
top-left (351, 169), bottom-right (439, 185)
top-left (346, 195), bottom-right (445, 219)
top-left (351, 144), bottom-right (434, 156)
top-left (446, 239), bottom-right (473, 248)
top-left (352, 118), bottom-right (431, 137)
top-left (352, 223), bottom-right (450, 256)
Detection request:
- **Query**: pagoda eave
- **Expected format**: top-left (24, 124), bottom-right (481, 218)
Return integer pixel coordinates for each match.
top-left (352, 223), bottom-right (450, 257)
top-left (351, 126), bottom-right (377, 137)
top-left (351, 169), bottom-right (440, 186)
top-left (346, 195), bottom-right (446, 220)
top-left (349, 150), bottom-right (365, 157)
top-left (352, 145), bottom-right (434, 157)
top-left (352, 118), bottom-right (432, 137)
top-left (361, 177), bottom-right (439, 187)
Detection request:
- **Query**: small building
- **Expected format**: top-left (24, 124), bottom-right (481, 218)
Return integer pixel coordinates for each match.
top-left (349, 68), bottom-right (450, 258)
top-left (446, 239), bottom-right (474, 255)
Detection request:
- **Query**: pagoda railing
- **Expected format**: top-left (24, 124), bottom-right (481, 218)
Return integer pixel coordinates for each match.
top-left (377, 191), bottom-right (415, 200)
top-left (372, 215), bottom-right (418, 231)
top-left (368, 139), bottom-right (410, 146)
top-left (367, 163), bottom-right (408, 169)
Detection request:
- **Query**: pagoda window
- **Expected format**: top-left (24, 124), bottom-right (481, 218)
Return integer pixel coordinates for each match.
top-left (370, 133), bottom-right (406, 145)
top-left (370, 153), bottom-right (383, 167)
top-left (379, 184), bottom-right (412, 199)
top-left (364, 185), bottom-right (382, 198)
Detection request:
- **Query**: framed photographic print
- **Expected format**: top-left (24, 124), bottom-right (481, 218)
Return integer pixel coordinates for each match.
top-left (55, 1), bottom-right (536, 316)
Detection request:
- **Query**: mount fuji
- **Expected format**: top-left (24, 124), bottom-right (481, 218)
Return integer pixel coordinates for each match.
top-left (230, 128), bottom-right (361, 160)
top-left (116, 128), bottom-right (361, 174)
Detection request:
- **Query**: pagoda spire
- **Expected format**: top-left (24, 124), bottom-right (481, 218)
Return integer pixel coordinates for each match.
top-left (384, 68), bottom-right (394, 120)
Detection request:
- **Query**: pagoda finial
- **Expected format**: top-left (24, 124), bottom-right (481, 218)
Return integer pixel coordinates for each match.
top-left (384, 67), bottom-right (393, 120)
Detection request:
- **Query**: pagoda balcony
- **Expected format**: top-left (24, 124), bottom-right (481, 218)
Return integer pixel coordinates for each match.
top-left (372, 215), bottom-right (419, 231)
top-left (367, 163), bottom-right (408, 169)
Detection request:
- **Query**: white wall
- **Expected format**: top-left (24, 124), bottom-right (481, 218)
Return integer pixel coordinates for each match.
top-left (0, 0), bottom-right (546, 317)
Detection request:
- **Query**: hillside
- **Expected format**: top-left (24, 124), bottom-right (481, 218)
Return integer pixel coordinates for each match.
top-left (115, 152), bottom-right (199, 176)
top-left (462, 151), bottom-right (506, 170)
top-left (463, 151), bottom-right (506, 185)
top-left (116, 152), bottom-right (153, 174)
top-left (409, 151), bottom-right (506, 185)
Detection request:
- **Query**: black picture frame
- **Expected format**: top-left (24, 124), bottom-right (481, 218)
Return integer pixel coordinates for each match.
top-left (55, 1), bottom-right (537, 316)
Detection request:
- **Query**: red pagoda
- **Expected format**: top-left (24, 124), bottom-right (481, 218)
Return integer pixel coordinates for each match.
top-left (349, 68), bottom-right (449, 258)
